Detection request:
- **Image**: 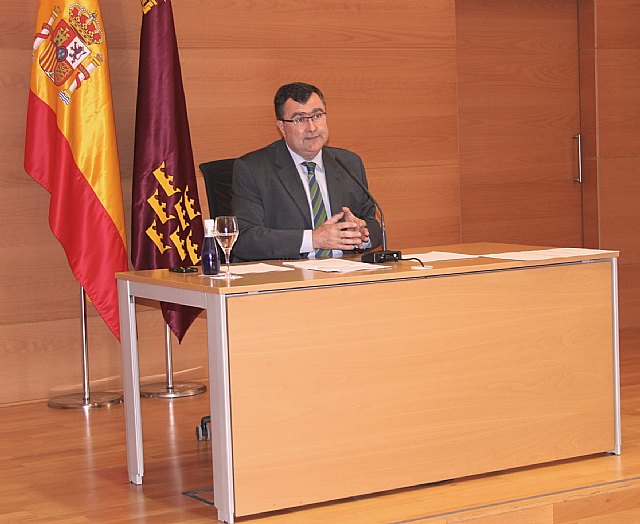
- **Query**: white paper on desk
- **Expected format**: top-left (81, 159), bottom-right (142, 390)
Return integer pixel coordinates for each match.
top-left (411, 251), bottom-right (480, 263)
top-left (283, 258), bottom-right (391, 273)
top-left (228, 263), bottom-right (294, 274)
top-left (482, 248), bottom-right (615, 261)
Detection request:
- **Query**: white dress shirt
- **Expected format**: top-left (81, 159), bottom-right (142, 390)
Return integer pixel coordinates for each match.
top-left (286, 147), bottom-right (338, 258)
top-left (286, 146), bottom-right (371, 257)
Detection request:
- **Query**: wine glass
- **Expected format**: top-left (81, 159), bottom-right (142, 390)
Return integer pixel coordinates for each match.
top-left (214, 216), bottom-right (240, 279)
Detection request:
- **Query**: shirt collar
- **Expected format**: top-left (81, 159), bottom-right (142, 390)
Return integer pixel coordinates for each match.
top-left (285, 145), bottom-right (324, 173)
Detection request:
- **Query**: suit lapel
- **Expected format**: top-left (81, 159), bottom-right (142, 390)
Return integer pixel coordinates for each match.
top-left (323, 149), bottom-right (346, 216)
top-left (273, 140), bottom-right (313, 227)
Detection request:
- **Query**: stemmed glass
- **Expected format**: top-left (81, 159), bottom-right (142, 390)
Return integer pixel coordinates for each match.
top-left (214, 215), bottom-right (240, 279)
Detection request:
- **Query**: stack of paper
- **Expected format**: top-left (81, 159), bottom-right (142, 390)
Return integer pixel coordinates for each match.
top-left (283, 259), bottom-right (391, 273)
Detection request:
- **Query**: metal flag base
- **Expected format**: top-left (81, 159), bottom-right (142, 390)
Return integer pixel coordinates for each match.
top-left (48, 391), bottom-right (123, 409)
top-left (47, 287), bottom-right (124, 410)
top-left (140, 381), bottom-right (206, 399)
top-left (140, 323), bottom-right (206, 399)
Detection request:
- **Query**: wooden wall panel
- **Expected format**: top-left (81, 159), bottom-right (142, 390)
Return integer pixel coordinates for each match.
top-left (596, 49), bottom-right (640, 159)
top-left (0, 3), bottom-right (38, 49)
top-left (170, 0), bottom-right (456, 50)
top-left (1, 185), bottom-right (77, 325)
top-left (581, 157), bottom-right (599, 249)
top-left (591, 3), bottom-right (640, 335)
top-left (0, 308), bottom-right (209, 406)
top-left (578, 50), bottom-right (597, 160)
top-left (0, 0), bottom-right (459, 403)
top-left (369, 165), bottom-right (460, 248)
top-left (578, 3), bottom-right (599, 250)
top-left (617, 264), bottom-right (640, 343)
top-left (593, 0), bottom-right (640, 49)
top-left (1, 0), bottom-right (457, 51)
top-left (457, 0), bottom-right (582, 247)
top-left (183, 49), bottom-right (459, 167)
top-left (598, 157), bottom-right (640, 332)
top-left (182, 49), bottom-right (458, 166)
top-left (578, 0), bottom-right (595, 50)
top-left (598, 157), bottom-right (640, 260)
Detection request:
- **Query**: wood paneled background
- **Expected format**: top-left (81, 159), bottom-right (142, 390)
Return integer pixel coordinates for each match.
top-left (457, 0), bottom-right (583, 247)
top-left (0, 0), bottom-right (637, 404)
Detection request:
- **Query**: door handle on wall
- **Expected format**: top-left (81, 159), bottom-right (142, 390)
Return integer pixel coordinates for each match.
top-left (573, 133), bottom-right (582, 183)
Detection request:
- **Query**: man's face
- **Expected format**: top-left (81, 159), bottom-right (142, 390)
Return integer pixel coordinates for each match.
top-left (276, 92), bottom-right (329, 160)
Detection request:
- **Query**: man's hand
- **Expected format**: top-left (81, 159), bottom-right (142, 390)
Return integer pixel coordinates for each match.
top-left (341, 206), bottom-right (370, 246)
top-left (312, 209), bottom-right (368, 250)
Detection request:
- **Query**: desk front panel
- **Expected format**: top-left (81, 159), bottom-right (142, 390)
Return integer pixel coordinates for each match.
top-left (226, 260), bottom-right (615, 516)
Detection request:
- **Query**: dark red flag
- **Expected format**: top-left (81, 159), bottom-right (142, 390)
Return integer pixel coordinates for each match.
top-left (132, 0), bottom-right (204, 342)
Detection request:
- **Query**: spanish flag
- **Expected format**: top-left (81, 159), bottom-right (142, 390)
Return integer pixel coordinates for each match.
top-left (24, 1), bottom-right (129, 340)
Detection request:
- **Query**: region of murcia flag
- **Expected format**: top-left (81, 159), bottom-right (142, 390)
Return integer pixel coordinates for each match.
top-left (132, 0), bottom-right (205, 343)
top-left (24, 1), bottom-right (129, 340)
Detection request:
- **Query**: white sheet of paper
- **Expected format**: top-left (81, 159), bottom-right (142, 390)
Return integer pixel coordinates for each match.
top-left (283, 258), bottom-right (391, 273)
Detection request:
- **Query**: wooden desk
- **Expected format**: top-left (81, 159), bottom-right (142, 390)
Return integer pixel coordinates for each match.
top-left (116, 243), bottom-right (621, 523)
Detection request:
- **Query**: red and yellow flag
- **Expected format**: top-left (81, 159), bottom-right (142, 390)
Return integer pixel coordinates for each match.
top-left (24, 0), bottom-right (129, 340)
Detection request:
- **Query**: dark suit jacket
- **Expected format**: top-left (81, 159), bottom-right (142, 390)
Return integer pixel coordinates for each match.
top-left (231, 139), bottom-right (382, 261)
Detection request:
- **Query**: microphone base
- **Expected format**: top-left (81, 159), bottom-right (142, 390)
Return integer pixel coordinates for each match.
top-left (361, 250), bottom-right (403, 264)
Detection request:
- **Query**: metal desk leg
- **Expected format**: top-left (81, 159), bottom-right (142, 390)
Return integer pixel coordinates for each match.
top-left (206, 293), bottom-right (235, 523)
top-left (611, 258), bottom-right (622, 455)
top-left (118, 279), bottom-right (144, 484)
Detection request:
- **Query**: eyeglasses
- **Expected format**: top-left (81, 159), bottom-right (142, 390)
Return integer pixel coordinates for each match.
top-left (280, 112), bottom-right (326, 126)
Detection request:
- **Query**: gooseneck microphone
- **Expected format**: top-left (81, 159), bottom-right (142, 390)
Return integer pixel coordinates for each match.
top-left (333, 155), bottom-right (402, 264)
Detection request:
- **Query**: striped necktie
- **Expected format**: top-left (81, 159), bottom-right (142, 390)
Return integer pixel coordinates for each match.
top-left (302, 161), bottom-right (331, 258)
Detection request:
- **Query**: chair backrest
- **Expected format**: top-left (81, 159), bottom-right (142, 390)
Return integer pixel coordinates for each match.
top-left (199, 158), bottom-right (235, 218)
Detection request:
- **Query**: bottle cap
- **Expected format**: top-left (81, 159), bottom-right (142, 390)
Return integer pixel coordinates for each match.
top-left (204, 219), bottom-right (215, 237)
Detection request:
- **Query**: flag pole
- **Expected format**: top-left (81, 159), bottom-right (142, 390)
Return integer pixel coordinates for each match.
top-left (48, 287), bottom-right (123, 409)
top-left (140, 323), bottom-right (206, 398)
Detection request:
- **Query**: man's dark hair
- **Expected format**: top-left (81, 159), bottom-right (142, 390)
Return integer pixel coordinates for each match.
top-left (274, 82), bottom-right (326, 120)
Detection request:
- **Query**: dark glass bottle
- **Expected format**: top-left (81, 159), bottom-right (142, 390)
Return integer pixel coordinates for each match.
top-left (201, 219), bottom-right (220, 275)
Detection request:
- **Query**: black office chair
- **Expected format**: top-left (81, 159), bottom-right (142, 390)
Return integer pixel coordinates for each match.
top-left (200, 158), bottom-right (235, 219)
top-left (195, 158), bottom-right (235, 441)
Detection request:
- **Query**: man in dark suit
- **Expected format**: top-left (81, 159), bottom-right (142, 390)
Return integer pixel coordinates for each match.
top-left (231, 82), bottom-right (383, 261)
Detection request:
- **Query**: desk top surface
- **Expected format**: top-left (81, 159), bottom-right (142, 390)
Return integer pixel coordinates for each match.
top-left (116, 242), bottom-right (618, 295)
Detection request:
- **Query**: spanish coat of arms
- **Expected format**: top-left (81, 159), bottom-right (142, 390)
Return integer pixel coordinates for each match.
top-left (32, 3), bottom-right (104, 105)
